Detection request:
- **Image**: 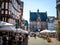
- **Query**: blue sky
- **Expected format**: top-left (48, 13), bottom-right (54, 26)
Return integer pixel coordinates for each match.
top-left (21, 0), bottom-right (56, 23)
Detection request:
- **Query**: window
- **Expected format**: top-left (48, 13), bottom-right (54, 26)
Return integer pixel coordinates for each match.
top-left (2, 18), bottom-right (4, 21)
top-left (1, 10), bottom-right (4, 14)
top-left (5, 17), bottom-right (6, 22)
top-left (5, 10), bottom-right (8, 14)
top-left (9, 11), bottom-right (11, 15)
top-left (5, 3), bottom-right (8, 9)
top-left (9, 3), bottom-right (12, 11)
top-left (2, 2), bottom-right (4, 8)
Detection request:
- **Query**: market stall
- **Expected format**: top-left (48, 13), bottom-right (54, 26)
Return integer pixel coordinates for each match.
top-left (0, 21), bottom-right (13, 27)
top-left (40, 29), bottom-right (57, 38)
top-left (17, 28), bottom-right (28, 34)
top-left (0, 21), bottom-right (16, 36)
top-left (0, 26), bottom-right (16, 36)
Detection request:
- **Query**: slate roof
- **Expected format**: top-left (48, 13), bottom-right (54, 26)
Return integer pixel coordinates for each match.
top-left (30, 12), bottom-right (47, 21)
top-left (30, 12), bottom-right (38, 21)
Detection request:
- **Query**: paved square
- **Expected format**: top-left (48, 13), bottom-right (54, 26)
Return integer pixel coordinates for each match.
top-left (28, 37), bottom-right (60, 45)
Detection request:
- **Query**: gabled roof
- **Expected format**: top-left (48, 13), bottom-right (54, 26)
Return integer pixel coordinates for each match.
top-left (30, 12), bottom-right (38, 21)
top-left (39, 13), bottom-right (47, 21)
top-left (30, 12), bottom-right (47, 21)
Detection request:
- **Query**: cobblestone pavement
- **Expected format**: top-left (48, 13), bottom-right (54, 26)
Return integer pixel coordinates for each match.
top-left (28, 36), bottom-right (60, 45)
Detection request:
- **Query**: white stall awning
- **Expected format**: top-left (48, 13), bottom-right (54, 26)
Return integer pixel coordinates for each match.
top-left (0, 26), bottom-right (16, 32)
top-left (0, 21), bottom-right (14, 27)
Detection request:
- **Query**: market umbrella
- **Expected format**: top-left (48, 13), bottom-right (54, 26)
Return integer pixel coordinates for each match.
top-left (0, 21), bottom-right (13, 27)
top-left (40, 29), bottom-right (51, 33)
top-left (51, 30), bottom-right (56, 33)
top-left (24, 30), bottom-right (28, 34)
top-left (17, 28), bottom-right (28, 34)
top-left (17, 28), bottom-right (25, 33)
top-left (0, 26), bottom-right (16, 32)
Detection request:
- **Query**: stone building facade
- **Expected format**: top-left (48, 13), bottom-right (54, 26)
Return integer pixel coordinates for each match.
top-left (30, 10), bottom-right (47, 32)
top-left (47, 16), bottom-right (56, 30)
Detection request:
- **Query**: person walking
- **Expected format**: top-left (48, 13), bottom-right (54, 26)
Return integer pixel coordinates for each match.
top-left (2, 35), bottom-right (7, 45)
top-left (0, 36), bottom-right (3, 45)
top-left (34, 33), bottom-right (36, 39)
top-left (17, 33), bottom-right (23, 45)
top-left (46, 35), bottom-right (52, 43)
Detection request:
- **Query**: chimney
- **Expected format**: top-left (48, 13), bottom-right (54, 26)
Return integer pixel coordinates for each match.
top-left (37, 9), bottom-right (39, 13)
